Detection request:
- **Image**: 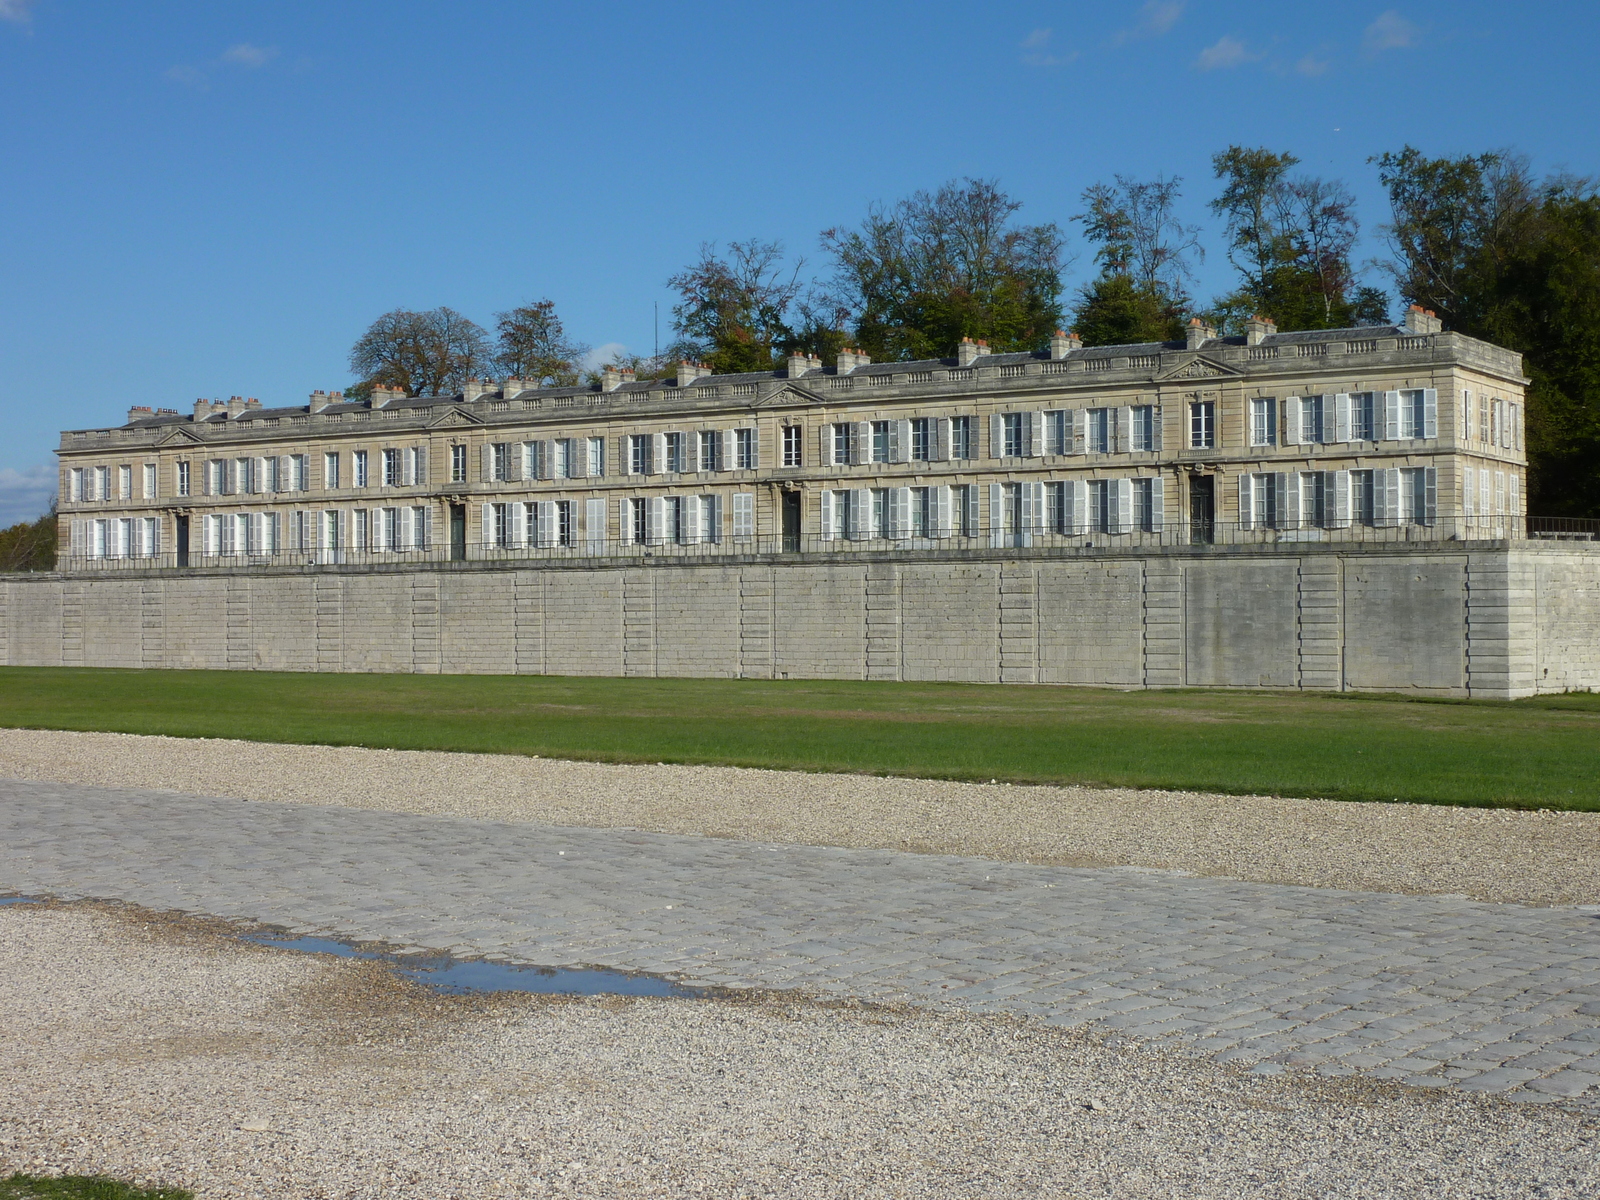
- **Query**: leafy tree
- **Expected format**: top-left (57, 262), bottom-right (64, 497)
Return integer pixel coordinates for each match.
top-left (1208, 146), bottom-right (1388, 332)
top-left (349, 307), bottom-right (493, 397)
top-left (1071, 174), bottom-right (1200, 345)
top-left (1376, 147), bottom-right (1600, 515)
top-left (494, 299), bottom-right (589, 386)
top-left (819, 178), bottom-right (1068, 361)
top-left (667, 240), bottom-right (804, 375)
top-left (0, 505), bottom-right (57, 571)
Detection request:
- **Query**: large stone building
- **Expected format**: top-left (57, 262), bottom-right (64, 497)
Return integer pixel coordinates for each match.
top-left (56, 307), bottom-right (1528, 568)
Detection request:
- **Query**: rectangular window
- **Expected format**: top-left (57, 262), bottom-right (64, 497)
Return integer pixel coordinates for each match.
top-left (665, 496), bottom-right (683, 544)
top-left (1087, 409), bottom-right (1110, 455)
top-left (665, 432), bottom-right (685, 474)
top-left (911, 418), bottom-right (932, 462)
top-left (1300, 395), bottom-right (1326, 444)
top-left (736, 428), bottom-right (756, 470)
top-left (910, 486), bottom-right (930, 537)
top-left (492, 502), bottom-right (512, 548)
top-left (1399, 389), bottom-right (1426, 439)
top-left (354, 450), bottom-right (369, 488)
top-left (556, 500), bottom-right (573, 547)
top-left (732, 492), bottom-right (754, 537)
top-left (291, 454), bottom-right (307, 491)
top-left (630, 434), bottom-right (649, 475)
top-left (588, 437), bottom-right (605, 476)
top-left (554, 438), bottom-right (572, 479)
top-left (407, 446), bottom-right (423, 486)
top-left (782, 425), bottom-right (802, 468)
top-left (1089, 480), bottom-right (1112, 533)
top-left (1301, 471), bottom-right (1327, 527)
top-left (957, 483), bottom-right (977, 536)
top-left (324, 452), bottom-right (341, 490)
top-left (1250, 398), bottom-right (1277, 447)
top-left (1132, 478), bottom-right (1154, 532)
top-left (450, 444), bottom-right (467, 483)
top-left (142, 462), bottom-right (157, 499)
top-left (825, 489), bottom-right (850, 539)
top-left (698, 430), bottom-right (719, 473)
top-left (631, 497), bottom-right (647, 544)
top-left (117, 464), bottom-right (132, 500)
top-left (1349, 393), bottom-right (1375, 441)
top-left (832, 422), bottom-right (852, 466)
top-left (176, 462), bottom-right (190, 498)
top-left (95, 465), bottom-right (110, 500)
top-left (1130, 406), bottom-right (1155, 452)
top-left (234, 457), bottom-right (252, 495)
top-left (1249, 473), bottom-right (1279, 528)
top-left (1045, 410), bottom-right (1069, 455)
top-left (1400, 467), bottom-right (1432, 524)
top-left (870, 488), bottom-right (888, 538)
top-left (870, 421), bottom-right (890, 463)
top-left (1189, 401), bottom-right (1215, 449)
top-left (1002, 412), bottom-right (1025, 457)
top-left (1045, 482), bottom-right (1066, 532)
top-left (1479, 395), bottom-right (1491, 445)
top-left (69, 468), bottom-right (84, 502)
top-left (950, 416), bottom-right (972, 461)
top-left (493, 443), bottom-right (510, 482)
top-left (1350, 469), bottom-right (1375, 525)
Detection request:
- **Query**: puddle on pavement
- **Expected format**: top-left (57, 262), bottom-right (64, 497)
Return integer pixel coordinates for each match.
top-left (240, 931), bottom-right (710, 999)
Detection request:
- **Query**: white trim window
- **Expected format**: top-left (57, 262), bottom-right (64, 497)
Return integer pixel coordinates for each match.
top-left (69, 468), bottom-right (84, 502)
top-left (911, 418), bottom-right (933, 462)
top-left (781, 425), bottom-right (802, 468)
top-left (1350, 469), bottom-right (1376, 526)
top-left (94, 465), bottom-right (111, 501)
top-left (353, 450), bottom-right (369, 488)
top-left (142, 462), bottom-right (157, 499)
top-left (735, 428), bottom-right (756, 471)
top-left (117, 464), bottom-right (132, 500)
top-left (664, 432), bottom-right (686, 474)
top-left (1129, 405), bottom-right (1156, 452)
top-left (950, 416), bottom-right (973, 460)
top-left (175, 462), bottom-right (191, 497)
top-left (1349, 392), bottom-right (1376, 441)
top-left (1250, 398), bottom-right (1276, 447)
top-left (450, 444), bottom-right (467, 483)
top-left (629, 434), bottom-right (650, 476)
top-left (909, 486), bottom-right (931, 537)
top-left (1002, 412), bottom-right (1026, 457)
top-left (1045, 410), bottom-right (1070, 455)
top-left (698, 431), bottom-right (720, 473)
top-left (324, 452), bottom-right (341, 490)
top-left (1086, 409), bottom-right (1111, 455)
top-left (1189, 401), bottom-right (1214, 449)
top-left (831, 422), bottom-right (852, 466)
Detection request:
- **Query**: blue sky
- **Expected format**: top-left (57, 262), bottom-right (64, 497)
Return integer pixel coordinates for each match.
top-left (2, 0), bottom-right (1597, 523)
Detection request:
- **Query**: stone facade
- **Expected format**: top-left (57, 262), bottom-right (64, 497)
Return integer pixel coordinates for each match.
top-left (54, 309), bottom-right (1530, 570)
top-left (2, 542), bottom-right (1596, 699)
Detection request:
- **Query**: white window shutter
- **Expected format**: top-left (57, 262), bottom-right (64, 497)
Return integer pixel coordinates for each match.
top-left (535, 500), bottom-right (555, 547)
top-left (650, 433), bottom-right (667, 475)
top-left (584, 498), bottom-right (606, 551)
top-left (720, 429), bottom-right (737, 473)
top-left (416, 448), bottom-right (428, 486)
top-left (682, 496), bottom-right (701, 544)
top-left (1384, 391), bottom-right (1402, 441)
top-left (572, 437), bottom-right (589, 479)
top-left (987, 483), bottom-right (1005, 547)
top-left (1424, 468), bottom-right (1438, 526)
top-left (70, 519), bottom-right (85, 558)
top-left (1115, 407), bottom-right (1133, 455)
top-left (480, 445), bottom-right (493, 483)
top-left (1285, 471), bottom-right (1301, 528)
top-left (480, 502), bottom-right (494, 546)
top-left (847, 489), bottom-right (869, 540)
top-left (1109, 479), bottom-right (1128, 534)
top-left (892, 419), bottom-right (910, 463)
top-left (930, 485), bottom-right (951, 537)
top-left (1239, 474), bottom-right (1255, 530)
top-left (397, 506), bottom-right (413, 550)
top-left (733, 492), bottom-right (754, 537)
top-left (1507, 471), bottom-right (1519, 518)
top-left (1330, 470), bottom-right (1349, 526)
top-left (707, 494), bottom-right (723, 543)
top-left (1024, 481), bottom-right (1044, 533)
top-left (1150, 476), bottom-right (1166, 532)
top-left (889, 486), bottom-right (910, 538)
top-left (1284, 396), bottom-right (1302, 445)
top-left (1072, 408), bottom-right (1087, 454)
top-left (1463, 467), bottom-right (1476, 517)
top-left (1273, 473), bottom-right (1288, 529)
top-left (817, 425), bottom-right (832, 468)
top-left (1501, 401), bottom-right (1513, 449)
top-left (989, 413), bottom-right (1004, 459)
top-left (934, 417), bottom-right (951, 462)
top-left (820, 489), bottom-right (835, 540)
top-left (646, 496), bottom-right (664, 543)
top-left (252, 457), bottom-right (266, 494)
top-left (1030, 412), bottom-right (1047, 457)
top-left (851, 421), bottom-right (870, 465)
top-left (1333, 393), bottom-right (1352, 442)
top-left (1423, 388), bottom-right (1439, 439)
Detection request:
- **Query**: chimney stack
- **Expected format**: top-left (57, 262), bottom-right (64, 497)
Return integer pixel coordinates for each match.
top-left (458, 378), bottom-right (495, 403)
top-left (309, 389), bottom-right (332, 412)
top-left (1244, 314), bottom-right (1277, 346)
top-left (370, 384), bottom-right (407, 407)
top-left (675, 360), bottom-right (710, 387)
top-left (502, 377), bottom-right (532, 396)
top-left (787, 351), bottom-right (810, 379)
top-left (601, 364), bottom-right (622, 391)
top-left (619, 367), bottom-right (637, 388)
top-left (1049, 329), bottom-right (1082, 359)
top-left (1404, 305), bottom-right (1443, 335)
top-left (126, 405), bottom-right (153, 424)
top-left (957, 337), bottom-right (980, 367)
top-left (1186, 317), bottom-right (1217, 351)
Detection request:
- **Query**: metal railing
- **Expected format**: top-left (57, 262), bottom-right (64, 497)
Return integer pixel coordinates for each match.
top-left (48, 516), bottom-right (1600, 574)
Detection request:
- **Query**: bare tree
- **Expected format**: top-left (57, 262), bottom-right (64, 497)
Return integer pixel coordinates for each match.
top-left (494, 299), bottom-right (589, 386)
top-left (349, 307), bottom-right (493, 397)
top-left (1075, 174), bottom-right (1202, 301)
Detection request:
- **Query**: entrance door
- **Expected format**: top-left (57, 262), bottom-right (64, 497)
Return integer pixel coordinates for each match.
top-left (1189, 475), bottom-right (1215, 545)
top-left (449, 504), bottom-right (466, 561)
top-left (175, 515), bottom-right (189, 567)
top-left (781, 491), bottom-right (801, 552)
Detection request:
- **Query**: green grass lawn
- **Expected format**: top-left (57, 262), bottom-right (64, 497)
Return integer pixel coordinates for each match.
top-left (0, 666), bottom-right (1595, 810)
top-left (0, 1176), bottom-right (192, 1200)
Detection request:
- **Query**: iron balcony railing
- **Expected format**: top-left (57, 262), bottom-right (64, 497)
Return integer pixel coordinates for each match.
top-left (48, 515), bottom-right (1600, 574)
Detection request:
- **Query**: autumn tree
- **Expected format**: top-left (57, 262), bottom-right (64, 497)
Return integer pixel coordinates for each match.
top-left (494, 299), bottom-right (589, 386)
top-left (1071, 174), bottom-right (1200, 345)
top-left (349, 307), bottom-right (493, 397)
top-left (667, 240), bottom-right (805, 375)
top-left (0, 506), bottom-right (57, 571)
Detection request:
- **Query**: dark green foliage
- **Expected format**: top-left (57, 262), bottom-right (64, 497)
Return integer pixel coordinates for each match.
top-left (0, 509), bottom-right (57, 572)
top-left (820, 179), bottom-right (1066, 360)
top-left (1375, 147), bottom-right (1600, 515)
top-left (493, 299), bottom-right (589, 386)
top-left (667, 240), bottom-right (804, 376)
top-left (2, 667), bottom-right (1599, 810)
top-left (0, 1174), bottom-right (193, 1200)
top-left (348, 307), bottom-right (493, 397)
top-left (1071, 275), bottom-right (1184, 346)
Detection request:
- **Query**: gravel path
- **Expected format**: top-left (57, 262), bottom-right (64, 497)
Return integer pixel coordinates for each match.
top-left (2, 728), bottom-right (1597, 906)
top-left (4, 902), bottom-right (1598, 1200)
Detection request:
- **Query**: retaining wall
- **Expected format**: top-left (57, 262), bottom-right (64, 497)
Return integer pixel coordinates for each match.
top-left (1, 543), bottom-right (1596, 698)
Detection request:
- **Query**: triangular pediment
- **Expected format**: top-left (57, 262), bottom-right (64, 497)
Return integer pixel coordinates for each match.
top-left (157, 426), bottom-right (204, 445)
top-left (426, 406), bottom-right (484, 427)
top-left (752, 385), bottom-right (823, 407)
top-left (1158, 355), bottom-right (1240, 381)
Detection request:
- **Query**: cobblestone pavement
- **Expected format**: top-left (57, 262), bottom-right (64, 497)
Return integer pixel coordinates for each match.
top-left (4, 778), bottom-right (1600, 1104)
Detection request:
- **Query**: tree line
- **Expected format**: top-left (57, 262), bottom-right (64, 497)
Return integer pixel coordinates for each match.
top-left (345, 144), bottom-right (1597, 517)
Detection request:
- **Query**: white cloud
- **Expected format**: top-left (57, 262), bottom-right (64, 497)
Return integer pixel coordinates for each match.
top-left (1195, 35), bottom-right (1257, 70)
top-left (0, 465), bottom-right (56, 528)
top-left (1363, 10), bottom-right (1419, 54)
top-left (1112, 1), bottom-right (1185, 45)
top-left (0, 0), bottom-right (34, 24)
top-left (222, 42), bottom-right (278, 68)
top-left (1019, 27), bottom-right (1079, 67)
top-left (582, 343), bottom-right (628, 373)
